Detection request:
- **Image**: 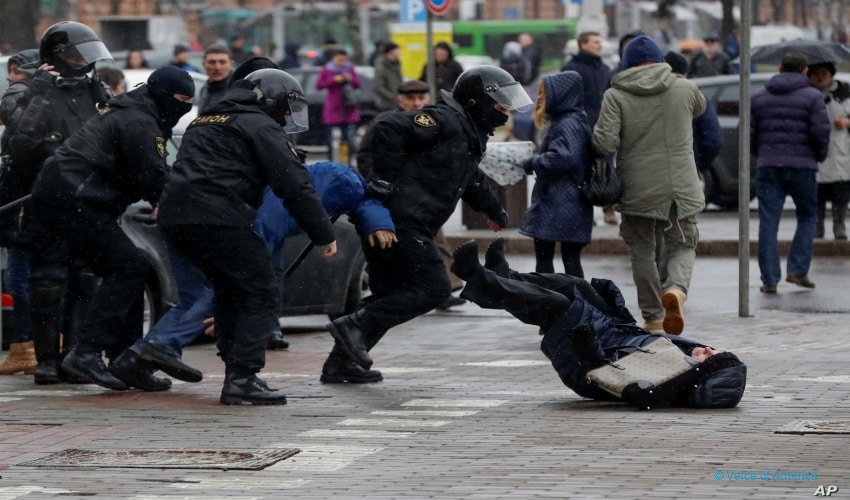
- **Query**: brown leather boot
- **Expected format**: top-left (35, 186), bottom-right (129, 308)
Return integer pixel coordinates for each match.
top-left (661, 288), bottom-right (687, 335)
top-left (0, 341), bottom-right (38, 375)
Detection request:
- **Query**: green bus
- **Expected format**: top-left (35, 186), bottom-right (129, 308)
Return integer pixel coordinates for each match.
top-left (451, 19), bottom-right (578, 71)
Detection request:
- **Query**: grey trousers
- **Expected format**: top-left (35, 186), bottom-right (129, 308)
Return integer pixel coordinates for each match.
top-left (619, 203), bottom-right (699, 323)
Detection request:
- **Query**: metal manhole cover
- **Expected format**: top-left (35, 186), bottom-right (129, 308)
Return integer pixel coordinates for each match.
top-left (775, 420), bottom-right (850, 435)
top-left (20, 448), bottom-right (300, 470)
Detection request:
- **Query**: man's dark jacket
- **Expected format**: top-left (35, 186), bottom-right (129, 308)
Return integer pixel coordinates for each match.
top-left (31, 86), bottom-right (170, 217)
top-left (751, 72), bottom-right (831, 169)
top-left (368, 92), bottom-right (503, 236)
top-left (158, 87), bottom-right (335, 247)
top-left (561, 50), bottom-right (611, 127)
top-left (540, 279), bottom-right (747, 409)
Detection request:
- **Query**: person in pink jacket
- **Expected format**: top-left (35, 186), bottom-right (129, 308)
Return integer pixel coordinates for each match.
top-left (316, 49), bottom-right (361, 163)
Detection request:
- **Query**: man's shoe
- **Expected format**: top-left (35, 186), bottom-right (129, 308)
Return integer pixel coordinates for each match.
top-left (138, 342), bottom-right (203, 383)
top-left (484, 237), bottom-right (511, 278)
top-left (326, 315), bottom-right (372, 368)
top-left (220, 373), bottom-right (287, 405)
top-left (108, 350), bottom-right (172, 392)
top-left (760, 284), bottom-right (777, 294)
top-left (661, 288), bottom-right (686, 335)
top-left (436, 295), bottom-right (467, 310)
top-left (643, 321), bottom-right (665, 334)
top-left (450, 240), bottom-right (482, 281)
top-left (267, 330), bottom-right (290, 350)
top-left (786, 275), bottom-right (816, 289)
top-left (320, 359), bottom-right (383, 384)
top-left (60, 348), bottom-right (128, 391)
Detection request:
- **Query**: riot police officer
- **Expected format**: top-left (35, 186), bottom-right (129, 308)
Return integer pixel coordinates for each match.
top-left (325, 65), bottom-right (533, 381)
top-left (6, 22), bottom-right (112, 385)
top-left (28, 66), bottom-right (195, 391)
top-left (157, 69), bottom-right (336, 405)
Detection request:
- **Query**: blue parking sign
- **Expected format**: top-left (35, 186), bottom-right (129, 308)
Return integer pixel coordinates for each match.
top-left (400, 0), bottom-right (427, 22)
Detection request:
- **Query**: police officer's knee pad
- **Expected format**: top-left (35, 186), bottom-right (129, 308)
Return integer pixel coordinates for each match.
top-left (70, 269), bottom-right (100, 297)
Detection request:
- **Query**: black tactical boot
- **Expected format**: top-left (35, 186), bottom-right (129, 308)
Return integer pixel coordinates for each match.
top-left (220, 372), bottom-right (287, 405)
top-left (484, 237), bottom-right (511, 278)
top-left (326, 313), bottom-right (372, 368)
top-left (61, 346), bottom-right (128, 390)
top-left (34, 359), bottom-right (60, 385)
top-left (138, 342), bottom-right (203, 382)
top-left (320, 345), bottom-right (382, 383)
top-left (108, 350), bottom-right (172, 392)
top-left (450, 240), bottom-right (482, 281)
top-left (834, 204), bottom-right (847, 240)
top-left (267, 330), bottom-right (290, 350)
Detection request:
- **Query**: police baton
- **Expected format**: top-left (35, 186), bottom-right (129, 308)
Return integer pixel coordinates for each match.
top-left (0, 194), bottom-right (32, 215)
top-left (283, 215), bottom-right (340, 278)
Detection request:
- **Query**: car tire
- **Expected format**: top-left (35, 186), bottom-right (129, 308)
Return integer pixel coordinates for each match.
top-left (329, 252), bottom-right (370, 320)
top-left (143, 275), bottom-right (164, 335)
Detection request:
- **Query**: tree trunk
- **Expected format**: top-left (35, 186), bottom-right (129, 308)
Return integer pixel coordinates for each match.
top-left (0, 0), bottom-right (40, 53)
top-left (345, 0), bottom-right (364, 65)
top-left (720, 0), bottom-right (735, 54)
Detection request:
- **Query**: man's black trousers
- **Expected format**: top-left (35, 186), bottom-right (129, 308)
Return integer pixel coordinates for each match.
top-left (163, 224), bottom-right (278, 374)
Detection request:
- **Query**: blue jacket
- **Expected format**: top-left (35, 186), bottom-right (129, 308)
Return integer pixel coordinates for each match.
top-left (694, 97), bottom-right (723, 171)
top-left (540, 278), bottom-right (747, 409)
top-left (253, 162), bottom-right (394, 248)
top-left (520, 71), bottom-right (594, 244)
top-left (751, 72), bottom-right (830, 169)
top-left (561, 50), bottom-right (611, 128)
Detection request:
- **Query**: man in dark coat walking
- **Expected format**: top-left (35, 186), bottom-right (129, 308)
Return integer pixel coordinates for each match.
top-left (562, 31), bottom-right (611, 128)
top-left (751, 53), bottom-right (830, 294)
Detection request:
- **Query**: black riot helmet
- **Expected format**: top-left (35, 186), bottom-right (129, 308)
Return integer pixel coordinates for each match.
top-left (244, 68), bottom-right (309, 134)
top-left (452, 65), bottom-right (533, 131)
top-left (39, 21), bottom-right (112, 76)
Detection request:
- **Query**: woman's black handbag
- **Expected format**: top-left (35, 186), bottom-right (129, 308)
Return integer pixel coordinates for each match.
top-left (580, 156), bottom-right (622, 207)
top-left (342, 84), bottom-right (359, 108)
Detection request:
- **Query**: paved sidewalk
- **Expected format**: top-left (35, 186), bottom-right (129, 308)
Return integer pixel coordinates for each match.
top-left (1, 256), bottom-right (849, 499)
top-left (446, 210), bottom-right (850, 257)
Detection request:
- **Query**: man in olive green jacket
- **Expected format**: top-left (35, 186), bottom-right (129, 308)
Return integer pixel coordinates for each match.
top-left (592, 36), bottom-right (706, 336)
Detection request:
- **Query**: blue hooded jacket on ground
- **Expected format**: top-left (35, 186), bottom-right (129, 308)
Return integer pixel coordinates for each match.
top-left (540, 278), bottom-right (747, 408)
top-left (253, 161), bottom-right (395, 248)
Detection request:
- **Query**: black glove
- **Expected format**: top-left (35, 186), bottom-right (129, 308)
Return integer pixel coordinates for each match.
top-left (492, 209), bottom-right (508, 229)
top-left (521, 156), bottom-right (535, 175)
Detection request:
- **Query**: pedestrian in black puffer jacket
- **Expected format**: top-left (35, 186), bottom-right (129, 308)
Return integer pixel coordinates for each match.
top-left (29, 66), bottom-right (196, 392)
top-left (453, 239), bottom-right (748, 409)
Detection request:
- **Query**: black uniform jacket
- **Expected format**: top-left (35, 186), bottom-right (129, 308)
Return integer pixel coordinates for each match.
top-left (31, 85), bottom-right (170, 217)
top-left (369, 93), bottom-right (503, 236)
top-left (158, 88), bottom-right (335, 247)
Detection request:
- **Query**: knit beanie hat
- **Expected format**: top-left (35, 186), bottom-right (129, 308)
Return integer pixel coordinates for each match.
top-left (147, 65), bottom-right (195, 98)
top-left (621, 36), bottom-right (664, 70)
top-left (698, 351), bottom-right (743, 379)
top-left (664, 51), bottom-right (689, 75)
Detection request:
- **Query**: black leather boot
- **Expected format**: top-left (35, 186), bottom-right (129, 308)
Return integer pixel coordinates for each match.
top-left (320, 345), bottom-right (382, 383)
top-left (267, 330), bottom-right (290, 350)
top-left (30, 280), bottom-right (62, 385)
top-left (108, 350), bottom-right (172, 392)
top-left (61, 346), bottom-right (128, 390)
top-left (326, 313), bottom-right (372, 368)
top-left (484, 237), bottom-right (512, 278)
top-left (450, 240), bottom-right (482, 281)
top-left (220, 372), bottom-right (287, 405)
top-left (34, 359), bottom-right (60, 385)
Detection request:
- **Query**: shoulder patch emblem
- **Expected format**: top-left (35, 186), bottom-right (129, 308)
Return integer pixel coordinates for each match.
top-left (155, 136), bottom-right (167, 159)
top-left (190, 114), bottom-right (233, 126)
top-left (413, 113), bottom-right (437, 127)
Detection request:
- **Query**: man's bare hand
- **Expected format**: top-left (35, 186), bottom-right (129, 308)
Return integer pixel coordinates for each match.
top-left (486, 219), bottom-right (504, 232)
top-left (38, 64), bottom-right (60, 77)
top-left (203, 317), bottom-right (215, 337)
top-left (367, 230), bottom-right (398, 249)
top-left (321, 241), bottom-right (338, 257)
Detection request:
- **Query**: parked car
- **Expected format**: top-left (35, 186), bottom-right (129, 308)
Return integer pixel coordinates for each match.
top-left (284, 66), bottom-right (380, 148)
top-left (692, 72), bottom-right (850, 209)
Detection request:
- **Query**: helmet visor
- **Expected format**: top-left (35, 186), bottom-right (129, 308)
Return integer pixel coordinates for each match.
top-left (59, 40), bottom-right (112, 69)
top-left (486, 81), bottom-right (533, 113)
top-left (282, 92), bottom-right (309, 134)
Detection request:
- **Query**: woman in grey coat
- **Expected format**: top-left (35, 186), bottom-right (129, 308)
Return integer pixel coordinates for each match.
top-left (520, 71), bottom-right (594, 277)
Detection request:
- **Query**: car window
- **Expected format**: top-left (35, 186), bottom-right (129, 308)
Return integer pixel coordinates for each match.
top-left (714, 80), bottom-right (768, 116)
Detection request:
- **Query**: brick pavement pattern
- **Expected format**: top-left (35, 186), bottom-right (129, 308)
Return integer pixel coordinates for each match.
top-left (0, 256), bottom-right (848, 499)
